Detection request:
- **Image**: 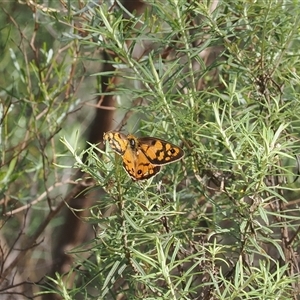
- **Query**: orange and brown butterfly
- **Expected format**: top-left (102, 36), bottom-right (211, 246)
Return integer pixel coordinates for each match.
top-left (103, 131), bottom-right (184, 181)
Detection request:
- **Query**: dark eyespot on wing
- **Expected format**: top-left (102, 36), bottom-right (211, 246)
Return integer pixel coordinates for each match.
top-left (123, 159), bottom-right (161, 181)
top-left (135, 165), bottom-right (161, 180)
top-left (138, 137), bottom-right (184, 165)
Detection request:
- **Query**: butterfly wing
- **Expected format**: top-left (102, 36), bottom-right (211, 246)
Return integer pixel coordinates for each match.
top-left (138, 137), bottom-right (184, 165)
top-left (103, 132), bottom-right (128, 155)
top-left (122, 147), bottom-right (161, 180)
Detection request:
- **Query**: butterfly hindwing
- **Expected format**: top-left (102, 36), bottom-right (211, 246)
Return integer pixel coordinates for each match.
top-left (123, 149), bottom-right (161, 180)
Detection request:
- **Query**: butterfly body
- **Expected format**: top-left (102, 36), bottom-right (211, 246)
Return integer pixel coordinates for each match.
top-left (103, 131), bottom-right (184, 181)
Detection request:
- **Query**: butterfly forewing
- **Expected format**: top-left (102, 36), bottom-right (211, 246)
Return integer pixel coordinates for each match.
top-left (103, 132), bottom-right (128, 155)
top-left (138, 137), bottom-right (184, 165)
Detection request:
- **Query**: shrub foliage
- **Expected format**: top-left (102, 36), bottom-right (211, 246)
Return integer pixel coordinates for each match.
top-left (1, 1), bottom-right (300, 299)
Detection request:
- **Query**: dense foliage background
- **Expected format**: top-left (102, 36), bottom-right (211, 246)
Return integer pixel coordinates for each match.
top-left (1, 1), bottom-right (300, 299)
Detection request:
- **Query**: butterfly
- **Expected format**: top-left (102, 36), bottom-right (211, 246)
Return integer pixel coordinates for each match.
top-left (103, 131), bottom-right (184, 181)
